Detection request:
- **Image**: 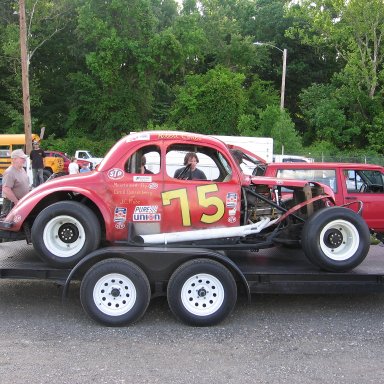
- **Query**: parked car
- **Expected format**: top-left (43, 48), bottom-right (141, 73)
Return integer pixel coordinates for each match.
top-left (44, 151), bottom-right (92, 173)
top-left (262, 161), bottom-right (384, 241)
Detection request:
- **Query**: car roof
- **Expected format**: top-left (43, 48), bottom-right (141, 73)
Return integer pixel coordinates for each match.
top-left (268, 162), bottom-right (384, 170)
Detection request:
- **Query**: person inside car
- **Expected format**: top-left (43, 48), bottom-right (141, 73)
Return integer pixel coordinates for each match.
top-left (174, 152), bottom-right (207, 180)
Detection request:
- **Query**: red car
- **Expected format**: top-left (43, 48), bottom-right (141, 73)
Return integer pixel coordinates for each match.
top-left (0, 132), bottom-right (370, 273)
top-left (44, 150), bottom-right (92, 173)
top-left (263, 162), bottom-right (384, 240)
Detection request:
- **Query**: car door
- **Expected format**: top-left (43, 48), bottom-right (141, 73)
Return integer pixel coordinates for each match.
top-left (161, 143), bottom-right (242, 234)
top-left (341, 167), bottom-right (384, 232)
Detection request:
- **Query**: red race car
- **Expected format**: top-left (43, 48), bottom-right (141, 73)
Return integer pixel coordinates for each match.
top-left (0, 131), bottom-right (370, 272)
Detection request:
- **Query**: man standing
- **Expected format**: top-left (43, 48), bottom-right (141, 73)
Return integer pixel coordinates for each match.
top-left (1, 149), bottom-right (30, 215)
top-left (30, 141), bottom-right (46, 187)
top-left (68, 157), bottom-right (79, 174)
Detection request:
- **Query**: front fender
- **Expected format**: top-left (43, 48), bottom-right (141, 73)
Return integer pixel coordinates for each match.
top-left (4, 186), bottom-right (112, 233)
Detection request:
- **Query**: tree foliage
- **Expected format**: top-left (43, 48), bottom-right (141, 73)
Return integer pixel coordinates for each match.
top-left (0, 0), bottom-right (383, 158)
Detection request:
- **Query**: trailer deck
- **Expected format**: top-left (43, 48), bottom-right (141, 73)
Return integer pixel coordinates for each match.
top-left (0, 241), bottom-right (383, 295)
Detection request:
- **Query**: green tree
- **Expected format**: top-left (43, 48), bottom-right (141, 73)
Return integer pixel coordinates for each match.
top-left (256, 105), bottom-right (302, 154)
top-left (287, 0), bottom-right (384, 100)
top-left (168, 66), bottom-right (246, 135)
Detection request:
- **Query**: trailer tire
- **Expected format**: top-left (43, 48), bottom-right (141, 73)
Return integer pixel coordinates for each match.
top-left (302, 207), bottom-right (370, 272)
top-left (80, 259), bottom-right (151, 326)
top-left (167, 259), bottom-right (237, 326)
top-left (32, 201), bottom-right (101, 268)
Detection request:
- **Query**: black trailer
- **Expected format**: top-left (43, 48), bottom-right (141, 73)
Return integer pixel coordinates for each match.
top-left (0, 241), bottom-right (384, 326)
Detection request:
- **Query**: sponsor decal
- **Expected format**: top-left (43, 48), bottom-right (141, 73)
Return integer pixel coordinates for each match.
top-left (115, 222), bottom-right (126, 229)
top-left (228, 216), bottom-right (236, 223)
top-left (114, 207), bottom-right (127, 222)
top-left (13, 215), bottom-right (22, 223)
top-left (108, 168), bottom-right (124, 180)
top-left (134, 206), bottom-right (158, 213)
top-left (133, 205), bottom-right (161, 222)
top-left (133, 175), bottom-right (152, 182)
top-left (226, 192), bottom-right (238, 208)
top-left (148, 182), bottom-right (158, 190)
top-left (126, 132), bottom-right (151, 142)
top-left (228, 208), bottom-right (236, 216)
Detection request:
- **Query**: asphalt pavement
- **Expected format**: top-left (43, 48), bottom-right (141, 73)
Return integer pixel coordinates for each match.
top-left (0, 242), bottom-right (384, 383)
top-left (1, 279), bottom-right (384, 383)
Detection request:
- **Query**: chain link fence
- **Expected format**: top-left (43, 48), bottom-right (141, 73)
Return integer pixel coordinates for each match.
top-left (308, 155), bottom-right (384, 165)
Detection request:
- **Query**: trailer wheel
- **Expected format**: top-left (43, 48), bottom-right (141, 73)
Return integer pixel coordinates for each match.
top-left (80, 259), bottom-right (150, 326)
top-left (302, 207), bottom-right (370, 272)
top-left (32, 201), bottom-right (101, 268)
top-left (167, 259), bottom-right (237, 326)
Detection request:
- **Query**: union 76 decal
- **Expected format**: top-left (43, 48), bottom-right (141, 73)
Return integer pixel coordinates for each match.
top-left (133, 206), bottom-right (161, 222)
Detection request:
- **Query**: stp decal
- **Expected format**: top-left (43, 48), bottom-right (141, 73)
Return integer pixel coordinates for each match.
top-left (108, 168), bottom-right (124, 180)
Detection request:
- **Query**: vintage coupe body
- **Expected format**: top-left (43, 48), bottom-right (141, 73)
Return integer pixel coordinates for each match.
top-left (0, 131), bottom-right (370, 272)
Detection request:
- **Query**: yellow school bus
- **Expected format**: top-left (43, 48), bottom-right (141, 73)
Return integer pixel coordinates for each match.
top-left (0, 133), bottom-right (64, 176)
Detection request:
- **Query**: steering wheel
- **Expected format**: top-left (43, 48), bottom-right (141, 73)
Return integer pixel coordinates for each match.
top-left (176, 164), bottom-right (191, 180)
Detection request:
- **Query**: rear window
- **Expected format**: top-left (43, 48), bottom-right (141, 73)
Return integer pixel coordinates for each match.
top-left (276, 169), bottom-right (337, 192)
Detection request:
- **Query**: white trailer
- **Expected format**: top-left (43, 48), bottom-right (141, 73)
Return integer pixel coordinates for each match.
top-left (211, 135), bottom-right (273, 163)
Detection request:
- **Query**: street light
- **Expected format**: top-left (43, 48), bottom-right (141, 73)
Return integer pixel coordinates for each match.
top-left (254, 42), bottom-right (287, 111)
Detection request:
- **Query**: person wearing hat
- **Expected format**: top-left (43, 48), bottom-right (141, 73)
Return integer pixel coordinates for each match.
top-left (1, 149), bottom-right (30, 215)
top-left (30, 140), bottom-right (46, 187)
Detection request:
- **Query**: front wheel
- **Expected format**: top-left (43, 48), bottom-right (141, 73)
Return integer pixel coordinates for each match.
top-left (31, 201), bottom-right (101, 268)
top-left (167, 259), bottom-right (237, 326)
top-left (301, 207), bottom-right (370, 272)
top-left (80, 259), bottom-right (151, 326)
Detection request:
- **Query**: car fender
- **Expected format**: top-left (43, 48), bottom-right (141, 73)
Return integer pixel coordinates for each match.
top-left (5, 185), bottom-right (112, 233)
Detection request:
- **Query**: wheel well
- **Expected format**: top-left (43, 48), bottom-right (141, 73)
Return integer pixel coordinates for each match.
top-left (44, 167), bottom-right (53, 174)
top-left (27, 192), bottom-right (106, 242)
top-left (63, 249), bottom-right (250, 301)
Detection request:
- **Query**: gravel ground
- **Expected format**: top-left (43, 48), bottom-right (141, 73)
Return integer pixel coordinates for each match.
top-left (0, 278), bottom-right (383, 384)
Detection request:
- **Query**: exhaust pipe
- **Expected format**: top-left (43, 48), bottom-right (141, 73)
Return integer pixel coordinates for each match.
top-left (137, 217), bottom-right (278, 245)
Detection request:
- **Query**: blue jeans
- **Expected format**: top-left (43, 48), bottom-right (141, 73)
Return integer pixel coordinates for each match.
top-left (32, 168), bottom-right (44, 187)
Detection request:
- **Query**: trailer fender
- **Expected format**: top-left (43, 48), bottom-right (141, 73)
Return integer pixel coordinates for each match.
top-left (62, 246), bottom-right (251, 302)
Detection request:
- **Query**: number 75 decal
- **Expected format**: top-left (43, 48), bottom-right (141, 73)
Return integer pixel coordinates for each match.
top-left (162, 184), bottom-right (225, 226)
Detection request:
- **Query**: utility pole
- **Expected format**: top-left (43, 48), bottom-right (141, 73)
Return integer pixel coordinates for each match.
top-left (19, 0), bottom-right (32, 155)
top-left (280, 48), bottom-right (287, 112)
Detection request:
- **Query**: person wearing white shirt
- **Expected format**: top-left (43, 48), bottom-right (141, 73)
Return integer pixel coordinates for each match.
top-left (68, 157), bottom-right (79, 174)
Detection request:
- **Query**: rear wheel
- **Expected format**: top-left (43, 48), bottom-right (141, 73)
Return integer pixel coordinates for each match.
top-left (302, 207), bottom-right (370, 272)
top-left (80, 259), bottom-right (150, 326)
top-left (167, 259), bottom-right (237, 326)
top-left (32, 201), bottom-right (101, 267)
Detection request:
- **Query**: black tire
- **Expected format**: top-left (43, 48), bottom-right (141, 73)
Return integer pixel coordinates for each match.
top-left (301, 207), bottom-right (370, 272)
top-left (167, 259), bottom-right (237, 326)
top-left (80, 259), bottom-right (151, 326)
top-left (31, 201), bottom-right (101, 268)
